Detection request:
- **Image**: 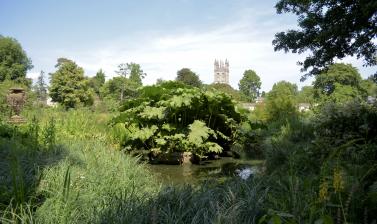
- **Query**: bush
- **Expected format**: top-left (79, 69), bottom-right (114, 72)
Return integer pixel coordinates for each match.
top-left (113, 82), bottom-right (242, 157)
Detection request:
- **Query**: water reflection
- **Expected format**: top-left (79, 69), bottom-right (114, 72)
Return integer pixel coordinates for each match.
top-left (148, 157), bottom-right (262, 185)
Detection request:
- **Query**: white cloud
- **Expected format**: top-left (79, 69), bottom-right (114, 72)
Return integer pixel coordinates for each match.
top-left (26, 7), bottom-right (372, 91)
top-left (27, 71), bottom-right (40, 80)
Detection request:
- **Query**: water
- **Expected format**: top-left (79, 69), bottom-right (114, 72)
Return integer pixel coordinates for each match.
top-left (147, 157), bottom-right (262, 185)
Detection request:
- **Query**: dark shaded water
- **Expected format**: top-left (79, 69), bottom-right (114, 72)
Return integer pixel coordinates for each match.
top-left (147, 157), bottom-right (262, 185)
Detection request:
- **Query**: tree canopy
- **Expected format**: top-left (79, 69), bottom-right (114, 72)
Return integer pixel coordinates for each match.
top-left (176, 68), bottom-right (202, 87)
top-left (297, 86), bottom-right (314, 104)
top-left (49, 58), bottom-right (93, 108)
top-left (0, 36), bottom-right (33, 85)
top-left (207, 83), bottom-right (243, 101)
top-left (313, 63), bottom-right (363, 96)
top-left (128, 63), bottom-right (146, 86)
top-left (100, 76), bottom-right (138, 102)
top-left (313, 63), bottom-right (366, 103)
top-left (238, 70), bottom-right (261, 102)
top-left (265, 81), bottom-right (298, 121)
top-left (273, 0), bottom-right (377, 79)
top-left (34, 70), bottom-right (47, 104)
top-left (115, 63), bottom-right (146, 87)
top-left (89, 69), bottom-right (106, 96)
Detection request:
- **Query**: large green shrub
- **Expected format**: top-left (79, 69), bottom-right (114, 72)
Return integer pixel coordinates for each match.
top-left (112, 81), bottom-right (242, 156)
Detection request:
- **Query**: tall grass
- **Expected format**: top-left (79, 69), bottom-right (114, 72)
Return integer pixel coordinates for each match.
top-left (34, 140), bottom-right (159, 223)
top-left (95, 177), bottom-right (266, 224)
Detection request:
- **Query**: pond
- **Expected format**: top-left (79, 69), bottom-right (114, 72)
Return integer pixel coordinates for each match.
top-left (147, 157), bottom-right (263, 185)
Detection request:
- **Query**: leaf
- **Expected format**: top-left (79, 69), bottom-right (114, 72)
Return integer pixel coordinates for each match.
top-left (162, 123), bottom-right (175, 132)
top-left (155, 138), bottom-right (167, 146)
top-left (139, 106), bottom-right (166, 120)
top-left (270, 215), bottom-right (282, 224)
top-left (188, 120), bottom-right (211, 145)
top-left (205, 142), bottom-right (223, 153)
top-left (314, 215), bottom-right (334, 224)
top-left (130, 125), bottom-right (158, 141)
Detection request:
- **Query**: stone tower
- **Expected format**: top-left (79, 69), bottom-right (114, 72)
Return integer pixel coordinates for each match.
top-left (214, 59), bottom-right (229, 84)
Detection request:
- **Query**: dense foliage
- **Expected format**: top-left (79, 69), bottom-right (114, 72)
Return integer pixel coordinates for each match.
top-left (33, 71), bottom-right (47, 104)
top-left (100, 76), bottom-right (138, 102)
top-left (49, 59), bottom-right (94, 108)
top-left (265, 81), bottom-right (298, 121)
top-left (0, 36), bottom-right (33, 86)
top-left (176, 68), bottom-right (202, 87)
top-left (113, 81), bottom-right (241, 156)
top-left (89, 69), bottom-right (106, 96)
top-left (273, 0), bottom-right (377, 78)
top-left (206, 83), bottom-right (243, 101)
top-left (238, 69), bottom-right (261, 102)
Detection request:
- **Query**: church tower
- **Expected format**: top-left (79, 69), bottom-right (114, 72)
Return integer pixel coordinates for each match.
top-left (214, 59), bottom-right (229, 85)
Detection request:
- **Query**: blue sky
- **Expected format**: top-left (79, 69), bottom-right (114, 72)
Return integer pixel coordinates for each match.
top-left (1, 0), bottom-right (375, 91)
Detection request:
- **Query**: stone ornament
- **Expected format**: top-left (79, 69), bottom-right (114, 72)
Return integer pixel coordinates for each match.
top-left (7, 87), bottom-right (27, 124)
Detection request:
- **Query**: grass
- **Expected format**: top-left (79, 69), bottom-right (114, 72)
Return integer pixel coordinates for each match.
top-left (0, 107), bottom-right (272, 223)
top-left (0, 108), bottom-right (160, 223)
top-left (1, 105), bottom-right (374, 223)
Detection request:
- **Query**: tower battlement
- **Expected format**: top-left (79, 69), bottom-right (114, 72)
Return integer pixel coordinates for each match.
top-left (214, 59), bottom-right (229, 84)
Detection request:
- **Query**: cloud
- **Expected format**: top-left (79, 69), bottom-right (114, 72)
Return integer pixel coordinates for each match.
top-left (26, 6), bottom-right (372, 91)
top-left (27, 71), bottom-right (40, 80)
top-left (65, 11), bottom-right (306, 91)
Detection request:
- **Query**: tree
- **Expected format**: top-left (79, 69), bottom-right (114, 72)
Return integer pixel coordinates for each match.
top-left (128, 63), bottom-right (146, 86)
top-left (368, 74), bottom-right (377, 84)
top-left (238, 70), bottom-right (261, 102)
top-left (34, 70), bottom-right (47, 104)
top-left (176, 68), bottom-right (202, 87)
top-left (49, 59), bottom-right (93, 108)
top-left (297, 86), bottom-right (314, 103)
top-left (265, 81), bottom-right (298, 121)
top-left (313, 63), bottom-right (362, 95)
top-left (115, 63), bottom-right (146, 86)
top-left (313, 63), bottom-right (365, 102)
top-left (100, 76), bottom-right (138, 102)
top-left (361, 79), bottom-right (377, 97)
top-left (0, 35), bottom-right (33, 85)
top-left (89, 69), bottom-right (106, 96)
top-left (114, 63), bottom-right (145, 101)
top-left (156, 78), bottom-right (165, 85)
top-left (207, 83), bottom-right (243, 101)
top-left (273, 0), bottom-right (377, 79)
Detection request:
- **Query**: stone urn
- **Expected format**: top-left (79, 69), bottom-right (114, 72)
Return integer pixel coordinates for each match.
top-left (7, 87), bottom-right (27, 124)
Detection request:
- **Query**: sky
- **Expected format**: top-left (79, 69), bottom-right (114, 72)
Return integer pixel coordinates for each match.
top-left (1, 0), bottom-right (375, 91)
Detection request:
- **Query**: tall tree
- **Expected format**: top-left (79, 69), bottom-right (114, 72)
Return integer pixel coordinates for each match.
top-left (265, 81), bottom-right (298, 121)
top-left (208, 83), bottom-right (243, 101)
top-left (313, 63), bottom-right (363, 95)
top-left (114, 63), bottom-right (145, 101)
top-left (34, 70), bottom-right (47, 103)
top-left (297, 86), bottom-right (314, 103)
top-left (176, 68), bottom-right (202, 87)
top-left (100, 76), bottom-right (138, 101)
top-left (0, 35), bottom-right (33, 85)
top-left (49, 59), bottom-right (93, 108)
top-left (313, 63), bottom-right (366, 103)
top-left (89, 69), bottom-right (106, 96)
top-left (273, 0), bottom-right (377, 79)
top-left (128, 63), bottom-right (146, 86)
top-left (238, 69), bottom-right (261, 102)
